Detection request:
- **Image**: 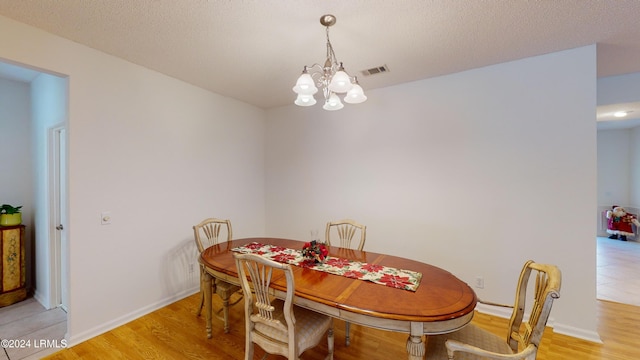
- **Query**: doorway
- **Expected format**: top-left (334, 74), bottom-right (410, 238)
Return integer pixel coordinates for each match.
top-left (596, 119), bottom-right (640, 307)
top-left (0, 61), bottom-right (69, 326)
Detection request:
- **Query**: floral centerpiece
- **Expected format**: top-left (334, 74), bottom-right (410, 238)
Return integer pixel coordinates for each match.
top-left (301, 240), bottom-right (329, 263)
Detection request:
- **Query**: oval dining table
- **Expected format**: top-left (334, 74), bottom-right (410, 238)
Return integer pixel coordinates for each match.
top-left (199, 237), bottom-right (477, 359)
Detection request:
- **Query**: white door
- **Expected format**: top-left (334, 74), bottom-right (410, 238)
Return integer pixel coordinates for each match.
top-left (51, 126), bottom-right (68, 311)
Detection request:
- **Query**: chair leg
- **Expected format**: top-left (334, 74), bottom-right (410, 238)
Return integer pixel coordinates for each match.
top-left (197, 290), bottom-right (204, 316)
top-left (326, 322), bottom-right (334, 360)
top-left (245, 336), bottom-right (254, 360)
top-left (345, 321), bottom-right (351, 346)
top-left (198, 286), bottom-right (220, 317)
top-left (197, 266), bottom-right (214, 317)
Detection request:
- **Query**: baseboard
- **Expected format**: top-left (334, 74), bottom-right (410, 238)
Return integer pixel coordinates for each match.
top-left (32, 289), bottom-right (50, 309)
top-left (66, 286), bottom-right (199, 347)
top-left (475, 302), bottom-right (513, 319)
top-left (475, 303), bottom-right (602, 344)
top-left (553, 323), bottom-right (603, 343)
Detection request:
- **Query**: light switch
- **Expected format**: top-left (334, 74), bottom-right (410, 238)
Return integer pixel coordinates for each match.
top-left (101, 211), bottom-right (112, 225)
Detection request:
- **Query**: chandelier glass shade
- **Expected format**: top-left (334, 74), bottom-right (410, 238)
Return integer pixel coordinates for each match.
top-left (293, 14), bottom-right (367, 111)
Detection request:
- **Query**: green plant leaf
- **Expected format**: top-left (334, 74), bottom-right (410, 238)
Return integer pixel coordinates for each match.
top-left (0, 204), bottom-right (23, 214)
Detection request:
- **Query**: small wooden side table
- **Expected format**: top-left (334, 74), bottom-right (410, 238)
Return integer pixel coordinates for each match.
top-left (0, 224), bottom-right (27, 307)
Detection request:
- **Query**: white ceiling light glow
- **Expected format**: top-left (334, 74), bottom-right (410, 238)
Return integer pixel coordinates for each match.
top-left (292, 14), bottom-right (367, 111)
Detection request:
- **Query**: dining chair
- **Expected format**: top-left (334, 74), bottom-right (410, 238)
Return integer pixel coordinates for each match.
top-left (233, 252), bottom-right (334, 360)
top-left (325, 219), bottom-right (366, 251)
top-left (425, 260), bottom-right (561, 360)
top-left (325, 218), bottom-right (366, 346)
top-left (193, 217), bottom-right (242, 333)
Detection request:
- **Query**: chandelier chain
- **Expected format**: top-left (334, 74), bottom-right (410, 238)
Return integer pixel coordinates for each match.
top-left (326, 26), bottom-right (337, 69)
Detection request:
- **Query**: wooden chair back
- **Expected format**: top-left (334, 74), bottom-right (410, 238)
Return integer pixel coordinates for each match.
top-left (193, 218), bottom-right (232, 253)
top-left (233, 253), bottom-right (297, 359)
top-left (325, 219), bottom-right (366, 251)
top-left (506, 260), bottom-right (561, 352)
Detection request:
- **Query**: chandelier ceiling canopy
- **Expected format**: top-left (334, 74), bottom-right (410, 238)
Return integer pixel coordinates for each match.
top-left (292, 14), bottom-right (367, 111)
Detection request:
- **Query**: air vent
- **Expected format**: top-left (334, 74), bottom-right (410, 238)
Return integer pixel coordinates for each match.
top-left (361, 64), bottom-right (389, 77)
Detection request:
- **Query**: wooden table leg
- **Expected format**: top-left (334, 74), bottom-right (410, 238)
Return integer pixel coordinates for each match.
top-left (406, 322), bottom-right (425, 359)
top-left (203, 271), bottom-right (213, 339)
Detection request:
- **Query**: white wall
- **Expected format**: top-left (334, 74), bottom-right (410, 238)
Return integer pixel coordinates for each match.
top-left (0, 78), bottom-right (31, 209)
top-left (598, 72), bottom-right (640, 105)
top-left (597, 130), bottom-right (631, 207)
top-left (633, 127), bottom-right (640, 206)
top-left (266, 46), bottom-right (598, 340)
top-left (597, 71), bottom-right (640, 221)
top-left (1, 15), bottom-right (266, 344)
top-left (598, 73), bottom-right (640, 208)
top-left (596, 129), bottom-right (636, 236)
top-left (0, 77), bottom-right (33, 288)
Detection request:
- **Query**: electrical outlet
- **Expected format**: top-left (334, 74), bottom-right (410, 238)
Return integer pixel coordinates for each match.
top-left (475, 276), bottom-right (484, 289)
top-left (189, 263), bottom-right (195, 274)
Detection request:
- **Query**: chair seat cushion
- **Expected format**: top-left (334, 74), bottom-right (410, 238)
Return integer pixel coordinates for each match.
top-left (426, 324), bottom-right (514, 359)
top-left (253, 300), bottom-right (332, 355)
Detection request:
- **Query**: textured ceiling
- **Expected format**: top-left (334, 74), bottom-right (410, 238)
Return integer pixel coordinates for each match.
top-left (1, 0), bottom-right (640, 115)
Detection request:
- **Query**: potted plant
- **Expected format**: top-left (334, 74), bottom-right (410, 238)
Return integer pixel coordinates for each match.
top-left (0, 204), bottom-right (22, 226)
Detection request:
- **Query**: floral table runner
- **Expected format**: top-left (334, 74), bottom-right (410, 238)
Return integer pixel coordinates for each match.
top-left (232, 242), bottom-right (422, 291)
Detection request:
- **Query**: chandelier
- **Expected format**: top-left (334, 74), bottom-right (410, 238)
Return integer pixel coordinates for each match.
top-left (292, 14), bottom-right (367, 111)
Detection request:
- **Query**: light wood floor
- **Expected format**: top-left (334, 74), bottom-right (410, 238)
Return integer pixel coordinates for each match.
top-left (34, 293), bottom-right (640, 360)
top-left (1, 237), bottom-right (638, 360)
